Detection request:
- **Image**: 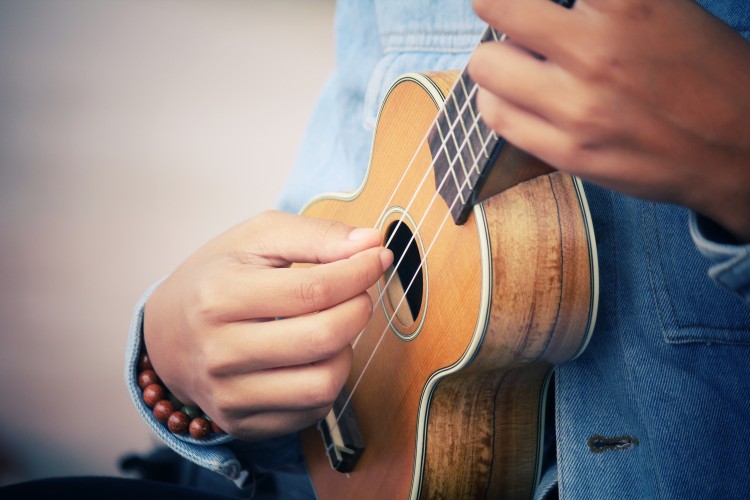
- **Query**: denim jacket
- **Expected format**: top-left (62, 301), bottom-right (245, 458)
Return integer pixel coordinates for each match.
top-left (126, 1), bottom-right (750, 497)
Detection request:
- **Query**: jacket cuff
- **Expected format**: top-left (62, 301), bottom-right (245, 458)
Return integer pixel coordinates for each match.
top-left (125, 281), bottom-right (248, 487)
top-left (689, 212), bottom-right (750, 304)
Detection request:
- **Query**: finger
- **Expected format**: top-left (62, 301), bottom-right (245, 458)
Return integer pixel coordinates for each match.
top-left (235, 210), bottom-right (385, 267)
top-left (476, 87), bottom-right (576, 171)
top-left (207, 292), bottom-right (373, 375)
top-left (472, 0), bottom-right (578, 62)
top-left (214, 346), bottom-right (353, 415)
top-left (469, 40), bottom-right (566, 124)
top-left (217, 407), bottom-right (331, 441)
top-left (216, 245), bottom-right (392, 320)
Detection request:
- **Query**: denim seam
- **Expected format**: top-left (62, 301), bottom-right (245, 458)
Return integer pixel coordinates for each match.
top-left (655, 215), bottom-right (748, 331)
top-left (641, 203), bottom-right (674, 338)
top-left (378, 28), bottom-right (484, 36)
top-left (625, 207), bottom-right (665, 498)
top-left (651, 204), bottom-right (681, 328)
top-left (382, 45), bottom-right (480, 54)
top-left (645, 204), bottom-right (750, 343)
top-left (378, 27), bottom-right (484, 52)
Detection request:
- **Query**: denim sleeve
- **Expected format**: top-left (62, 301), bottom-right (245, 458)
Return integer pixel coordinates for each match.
top-left (125, 281), bottom-right (248, 487)
top-left (689, 212), bottom-right (750, 304)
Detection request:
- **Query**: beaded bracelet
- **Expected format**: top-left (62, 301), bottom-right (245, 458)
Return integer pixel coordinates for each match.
top-left (136, 348), bottom-right (224, 439)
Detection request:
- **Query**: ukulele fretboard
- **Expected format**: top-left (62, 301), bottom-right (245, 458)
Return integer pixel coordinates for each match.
top-left (428, 27), bottom-right (504, 225)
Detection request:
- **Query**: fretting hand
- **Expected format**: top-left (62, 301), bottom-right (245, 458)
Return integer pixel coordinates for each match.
top-left (469, 0), bottom-right (750, 241)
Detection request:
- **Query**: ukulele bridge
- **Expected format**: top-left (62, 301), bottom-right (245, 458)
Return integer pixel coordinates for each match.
top-left (318, 386), bottom-right (364, 473)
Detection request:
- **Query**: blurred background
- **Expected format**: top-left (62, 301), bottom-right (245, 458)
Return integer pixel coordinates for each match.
top-left (0, 0), bottom-right (335, 486)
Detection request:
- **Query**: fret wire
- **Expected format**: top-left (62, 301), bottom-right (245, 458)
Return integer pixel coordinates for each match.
top-left (435, 73), bottom-right (500, 202)
top-left (448, 114), bottom-right (472, 191)
top-left (461, 78), bottom-right (491, 160)
top-left (452, 92), bottom-right (481, 186)
top-left (449, 92), bottom-right (476, 189)
top-left (453, 89), bottom-right (479, 170)
top-left (459, 76), bottom-right (485, 174)
top-left (434, 74), bottom-right (493, 201)
top-left (434, 111), bottom-right (466, 204)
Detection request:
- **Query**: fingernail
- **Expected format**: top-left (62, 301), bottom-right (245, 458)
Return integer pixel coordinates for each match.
top-left (348, 227), bottom-right (379, 241)
top-left (380, 248), bottom-right (394, 271)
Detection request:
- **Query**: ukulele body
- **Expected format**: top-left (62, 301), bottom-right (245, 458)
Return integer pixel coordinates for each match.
top-left (300, 71), bottom-right (598, 499)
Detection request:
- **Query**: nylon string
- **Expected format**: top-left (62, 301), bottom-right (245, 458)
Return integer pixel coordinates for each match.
top-left (352, 78), bottom-right (486, 349)
top-left (333, 77), bottom-right (499, 431)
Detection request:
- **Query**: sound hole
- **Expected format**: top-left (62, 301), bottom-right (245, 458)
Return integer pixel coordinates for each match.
top-left (384, 221), bottom-right (423, 327)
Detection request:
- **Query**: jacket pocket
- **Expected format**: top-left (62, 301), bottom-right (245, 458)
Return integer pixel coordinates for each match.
top-left (642, 203), bottom-right (750, 344)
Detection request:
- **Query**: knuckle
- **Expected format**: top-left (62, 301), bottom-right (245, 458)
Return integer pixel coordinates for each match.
top-left (312, 218), bottom-right (346, 251)
top-left (310, 405), bottom-right (331, 422)
top-left (576, 46), bottom-right (624, 86)
top-left (306, 372), bottom-right (342, 409)
top-left (580, 58), bottom-right (608, 84)
top-left (237, 210), bottom-right (277, 245)
top-left (202, 343), bottom-right (230, 377)
top-left (553, 136), bottom-right (596, 175)
top-left (253, 209), bottom-right (283, 228)
top-left (567, 98), bottom-right (599, 132)
top-left (191, 278), bottom-right (224, 323)
top-left (555, 139), bottom-right (583, 171)
top-left (210, 390), bottom-right (236, 416)
top-left (348, 293), bottom-right (374, 334)
top-left (606, 0), bottom-right (653, 21)
top-left (219, 419), bottom-right (242, 438)
top-left (480, 105), bottom-right (506, 135)
top-left (307, 320), bottom-right (341, 360)
top-left (472, 0), bottom-right (500, 22)
top-left (562, 94), bottom-right (611, 145)
top-left (473, 89), bottom-right (506, 134)
top-left (297, 275), bottom-right (329, 311)
top-left (205, 413), bottom-right (230, 434)
top-left (357, 256), bottom-right (382, 290)
top-left (355, 292), bottom-right (375, 320)
top-left (467, 46), bottom-right (495, 87)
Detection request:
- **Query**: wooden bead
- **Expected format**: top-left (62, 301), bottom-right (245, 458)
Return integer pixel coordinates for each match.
top-left (138, 351), bottom-right (153, 370)
top-left (189, 417), bottom-right (211, 439)
top-left (153, 400), bottom-right (175, 423)
top-left (138, 369), bottom-right (159, 389)
top-left (142, 384), bottom-right (165, 408)
top-left (167, 411), bottom-right (189, 434)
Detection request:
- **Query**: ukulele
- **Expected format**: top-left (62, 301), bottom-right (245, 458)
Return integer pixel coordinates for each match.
top-left (299, 21), bottom-right (599, 500)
